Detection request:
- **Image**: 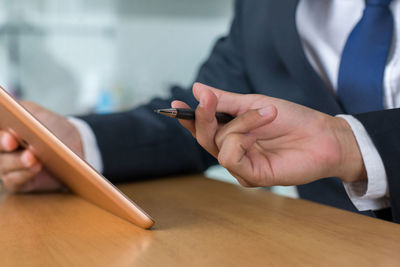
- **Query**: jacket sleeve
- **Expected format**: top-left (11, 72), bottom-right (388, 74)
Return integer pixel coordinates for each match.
top-left (354, 108), bottom-right (400, 223)
top-left (78, 0), bottom-right (252, 183)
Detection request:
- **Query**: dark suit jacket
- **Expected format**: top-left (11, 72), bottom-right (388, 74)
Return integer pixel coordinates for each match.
top-left (80, 0), bottom-right (399, 222)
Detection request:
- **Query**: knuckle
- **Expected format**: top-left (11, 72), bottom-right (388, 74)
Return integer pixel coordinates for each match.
top-left (215, 130), bottom-right (225, 149)
top-left (224, 134), bottom-right (241, 149)
top-left (218, 153), bottom-right (230, 168)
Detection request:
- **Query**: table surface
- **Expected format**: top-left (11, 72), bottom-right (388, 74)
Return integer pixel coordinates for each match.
top-left (1, 174), bottom-right (400, 267)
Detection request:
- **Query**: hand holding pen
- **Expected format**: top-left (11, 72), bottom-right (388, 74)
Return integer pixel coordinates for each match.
top-left (163, 82), bottom-right (278, 186)
top-left (155, 82), bottom-right (277, 161)
top-left (155, 83), bottom-right (362, 188)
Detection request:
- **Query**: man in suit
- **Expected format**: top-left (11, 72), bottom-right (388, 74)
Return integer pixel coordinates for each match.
top-left (173, 83), bottom-right (400, 223)
top-left (0, 0), bottom-right (397, 221)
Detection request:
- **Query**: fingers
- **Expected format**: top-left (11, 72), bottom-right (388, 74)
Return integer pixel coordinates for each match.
top-left (0, 130), bottom-right (38, 173)
top-left (0, 149), bottom-right (42, 192)
top-left (171, 100), bottom-right (196, 137)
top-left (0, 150), bottom-right (38, 173)
top-left (0, 131), bottom-right (19, 152)
top-left (216, 107), bottom-right (278, 186)
top-left (218, 133), bottom-right (273, 186)
top-left (174, 83), bottom-right (276, 163)
top-left (194, 86), bottom-right (220, 157)
top-left (215, 105), bottom-right (277, 150)
top-left (2, 163), bottom-right (42, 193)
top-left (217, 132), bottom-right (256, 179)
top-left (172, 88), bottom-right (229, 157)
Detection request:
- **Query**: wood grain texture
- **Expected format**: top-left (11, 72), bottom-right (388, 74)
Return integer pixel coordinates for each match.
top-left (1, 175), bottom-right (400, 266)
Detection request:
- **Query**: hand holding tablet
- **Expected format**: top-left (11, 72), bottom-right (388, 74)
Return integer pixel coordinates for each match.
top-left (0, 101), bottom-right (80, 193)
top-left (0, 87), bottom-right (154, 229)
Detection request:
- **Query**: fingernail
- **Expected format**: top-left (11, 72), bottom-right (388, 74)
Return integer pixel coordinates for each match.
top-left (258, 105), bottom-right (274, 116)
top-left (21, 151), bottom-right (34, 167)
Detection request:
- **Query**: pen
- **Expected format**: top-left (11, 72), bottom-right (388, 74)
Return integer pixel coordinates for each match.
top-left (154, 108), bottom-right (235, 124)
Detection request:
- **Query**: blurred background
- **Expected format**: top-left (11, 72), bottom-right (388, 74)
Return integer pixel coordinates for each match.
top-left (0, 0), bottom-right (233, 115)
top-left (0, 0), bottom-right (297, 198)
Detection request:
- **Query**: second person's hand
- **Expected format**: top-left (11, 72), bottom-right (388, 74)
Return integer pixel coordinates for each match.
top-left (0, 101), bottom-right (83, 193)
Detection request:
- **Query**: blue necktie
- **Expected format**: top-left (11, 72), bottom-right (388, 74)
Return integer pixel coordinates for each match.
top-left (337, 0), bottom-right (394, 114)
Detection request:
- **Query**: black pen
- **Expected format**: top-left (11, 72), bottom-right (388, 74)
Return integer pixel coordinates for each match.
top-left (154, 108), bottom-right (235, 124)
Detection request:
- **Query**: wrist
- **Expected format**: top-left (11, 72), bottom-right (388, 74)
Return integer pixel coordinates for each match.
top-left (330, 117), bottom-right (367, 183)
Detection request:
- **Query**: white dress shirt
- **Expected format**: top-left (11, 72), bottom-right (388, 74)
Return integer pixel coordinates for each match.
top-left (296, 0), bottom-right (398, 210)
top-left (70, 0), bottom-right (398, 211)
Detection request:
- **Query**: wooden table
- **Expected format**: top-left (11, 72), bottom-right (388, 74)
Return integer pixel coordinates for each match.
top-left (1, 175), bottom-right (400, 266)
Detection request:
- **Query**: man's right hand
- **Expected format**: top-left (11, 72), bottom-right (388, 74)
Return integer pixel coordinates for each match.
top-left (0, 102), bottom-right (84, 193)
top-left (174, 83), bottom-right (366, 187)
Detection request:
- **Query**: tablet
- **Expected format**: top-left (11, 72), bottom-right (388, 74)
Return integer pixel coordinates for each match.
top-left (0, 87), bottom-right (154, 229)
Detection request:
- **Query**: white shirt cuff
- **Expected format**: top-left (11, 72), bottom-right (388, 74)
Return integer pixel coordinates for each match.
top-left (337, 115), bottom-right (390, 211)
top-left (68, 117), bottom-right (104, 173)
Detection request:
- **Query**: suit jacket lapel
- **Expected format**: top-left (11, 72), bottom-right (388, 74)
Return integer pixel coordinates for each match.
top-left (268, 0), bottom-right (343, 115)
